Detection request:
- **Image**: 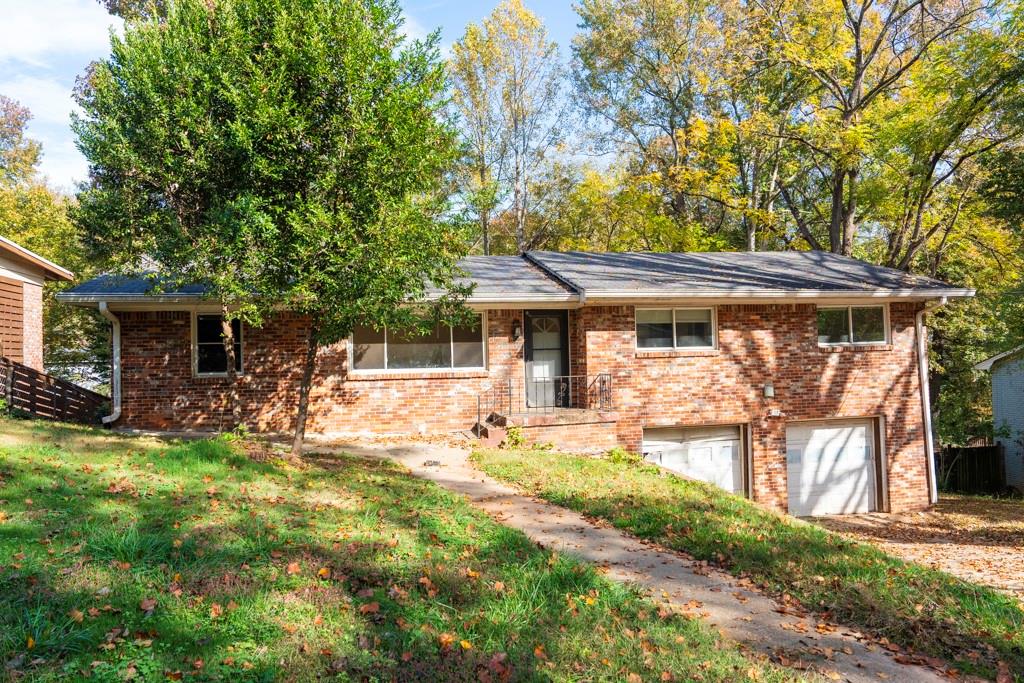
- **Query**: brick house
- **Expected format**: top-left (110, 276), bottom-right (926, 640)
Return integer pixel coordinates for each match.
top-left (59, 250), bottom-right (972, 515)
top-left (0, 235), bottom-right (74, 371)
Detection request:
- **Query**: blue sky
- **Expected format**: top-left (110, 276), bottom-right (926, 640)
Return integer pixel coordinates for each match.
top-left (0, 0), bottom-right (581, 192)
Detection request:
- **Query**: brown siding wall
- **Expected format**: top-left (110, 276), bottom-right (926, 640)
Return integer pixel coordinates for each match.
top-left (0, 276), bottom-right (24, 363)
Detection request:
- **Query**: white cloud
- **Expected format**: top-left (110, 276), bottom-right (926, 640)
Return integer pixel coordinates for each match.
top-left (0, 74), bottom-right (79, 127)
top-left (0, 0), bottom-right (121, 68)
top-left (0, 0), bottom-right (120, 188)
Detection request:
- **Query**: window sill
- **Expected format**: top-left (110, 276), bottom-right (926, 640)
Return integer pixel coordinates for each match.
top-left (193, 373), bottom-right (246, 381)
top-left (635, 348), bottom-right (720, 359)
top-left (346, 369), bottom-right (490, 381)
top-left (818, 344), bottom-right (892, 353)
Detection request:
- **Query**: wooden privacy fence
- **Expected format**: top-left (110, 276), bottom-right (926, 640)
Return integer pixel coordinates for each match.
top-left (939, 445), bottom-right (1006, 494)
top-left (0, 356), bottom-right (108, 425)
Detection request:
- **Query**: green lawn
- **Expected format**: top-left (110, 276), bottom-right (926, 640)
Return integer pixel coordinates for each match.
top-left (472, 447), bottom-right (1024, 681)
top-left (0, 418), bottom-right (794, 682)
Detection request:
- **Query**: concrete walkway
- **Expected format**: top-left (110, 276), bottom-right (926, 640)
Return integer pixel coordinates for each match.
top-left (326, 440), bottom-right (951, 683)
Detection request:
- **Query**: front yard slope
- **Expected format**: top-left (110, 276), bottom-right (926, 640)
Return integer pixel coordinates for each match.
top-left (472, 447), bottom-right (1024, 680)
top-left (0, 418), bottom-right (791, 682)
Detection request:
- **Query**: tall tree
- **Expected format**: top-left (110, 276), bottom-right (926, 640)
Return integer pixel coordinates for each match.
top-left (0, 96), bottom-right (109, 386)
top-left (451, 0), bottom-right (564, 254)
top-left (75, 0), bottom-right (465, 455)
top-left (448, 23), bottom-right (507, 255)
top-left (573, 0), bottom-right (727, 240)
top-left (752, 0), bottom-right (993, 255)
top-left (0, 96), bottom-right (41, 186)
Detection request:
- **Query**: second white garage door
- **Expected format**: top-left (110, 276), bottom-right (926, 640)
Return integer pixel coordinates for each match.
top-left (642, 425), bottom-right (744, 494)
top-left (786, 420), bottom-right (877, 516)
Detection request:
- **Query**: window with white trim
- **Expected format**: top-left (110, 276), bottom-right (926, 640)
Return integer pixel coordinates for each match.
top-left (636, 308), bottom-right (715, 349)
top-left (194, 314), bottom-right (242, 375)
top-left (351, 315), bottom-right (485, 371)
top-left (817, 305), bottom-right (887, 345)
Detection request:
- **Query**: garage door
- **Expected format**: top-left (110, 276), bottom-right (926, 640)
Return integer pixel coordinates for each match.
top-left (642, 425), bottom-right (744, 494)
top-left (786, 420), bottom-right (876, 516)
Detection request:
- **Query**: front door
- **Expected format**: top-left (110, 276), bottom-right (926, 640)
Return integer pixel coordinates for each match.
top-left (524, 310), bottom-right (569, 408)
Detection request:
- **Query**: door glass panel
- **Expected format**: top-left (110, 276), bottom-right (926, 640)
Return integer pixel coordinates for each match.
top-left (526, 314), bottom-right (565, 408)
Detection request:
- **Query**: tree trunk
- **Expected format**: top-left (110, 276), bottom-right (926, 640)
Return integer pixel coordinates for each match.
top-left (221, 304), bottom-right (241, 429)
top-left (841, 167), bottom-right (858, 256)
top-left (828, 170), bottom-right (844, 253)
top-left (513, 148), bottom-right (525, 253)
top-left (291, 322), bottom-right (319, 459)
top-left (480, 208), bottom-right (490, 256)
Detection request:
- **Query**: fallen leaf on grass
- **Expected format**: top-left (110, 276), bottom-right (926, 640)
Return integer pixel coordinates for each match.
top-left (358, 602), bottom-right (379, 615)
top-left (139, 597), bottom-right (156, 613)
top-left (286, 562), bottom-right (301, 575)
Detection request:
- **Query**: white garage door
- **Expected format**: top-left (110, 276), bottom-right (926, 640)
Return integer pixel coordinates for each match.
top-left (786, 420), bottom-right (876, 516)
top-left (642, 425), bottom-right (744, 494)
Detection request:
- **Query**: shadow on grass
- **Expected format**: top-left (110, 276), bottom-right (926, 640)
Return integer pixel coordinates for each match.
top-left (473, 448), bottom-right (1024, 678)
top-left (0, 432), bottom-right (769, 682)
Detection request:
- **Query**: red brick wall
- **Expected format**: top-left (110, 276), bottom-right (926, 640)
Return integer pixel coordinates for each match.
top-left (574, 303), bottom-right (928, 513)
top-left (116, 302), bottom-right (930, 513)
top-left (118, 310), bottom-right (525, 435)
top-left (21, 282), bottom-right (43, 372)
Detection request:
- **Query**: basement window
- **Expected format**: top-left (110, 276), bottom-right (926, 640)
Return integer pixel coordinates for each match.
top-left (351, 314), bottom-right (485, 371)
top-left (817, 305), bottom-right (887, 345)
top-left (194, 314), bottom-right (242, 375)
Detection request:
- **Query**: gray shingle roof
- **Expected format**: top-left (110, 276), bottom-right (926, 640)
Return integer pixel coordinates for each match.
top-left (57, 250), bottom-right (971, 306)
top-left (439, 256), bottom-right (575, 302)
top-left (61, 273), bottom-right (209, 297)
top-left (525, 250), bottom-right (957, 296)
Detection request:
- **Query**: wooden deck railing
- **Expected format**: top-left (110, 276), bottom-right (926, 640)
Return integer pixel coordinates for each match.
top-left (0, 356), bottom-right (108, 425)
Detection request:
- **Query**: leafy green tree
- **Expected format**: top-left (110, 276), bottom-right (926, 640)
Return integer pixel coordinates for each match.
top-left (450, 0), bottom-right (565, 254)
top-left (0, 95), bottom-right (109, 386)
top-left (75, 0), bottom-right (465, 455)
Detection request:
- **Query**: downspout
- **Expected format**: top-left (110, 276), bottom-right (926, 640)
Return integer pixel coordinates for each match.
top-left (98, 302), bottom-right (122, 425)
top-left (915, 296), bottom-right (947, 504)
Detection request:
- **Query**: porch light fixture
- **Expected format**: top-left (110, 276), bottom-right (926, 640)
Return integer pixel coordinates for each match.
top-left (763, 382), bottom-right (775, 398)
top-left (511, 318), bottom-right (522, 342)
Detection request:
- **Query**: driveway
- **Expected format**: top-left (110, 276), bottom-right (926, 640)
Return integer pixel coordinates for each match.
top-left (322, 438), bottom-right (953, 683)
top-left (814, 495), bottom-right (1024, 604)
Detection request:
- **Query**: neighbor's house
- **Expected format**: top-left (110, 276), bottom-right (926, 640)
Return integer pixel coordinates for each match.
top-left (58, 251), bottom-right (972, 515)
top-left (0, 235), bottom-right (73, 371)
top-left (975, 346), bottom-right (1024, 491)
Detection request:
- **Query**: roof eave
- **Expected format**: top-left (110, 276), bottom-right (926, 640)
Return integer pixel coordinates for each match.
top-left (0, 236), bottom-right (74, 282)
top-left (974, 344), bottom-right (1024, 371)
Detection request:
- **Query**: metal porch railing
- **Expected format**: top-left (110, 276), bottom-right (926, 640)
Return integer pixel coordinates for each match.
top-left (476, 373), bottom-right (612, 432)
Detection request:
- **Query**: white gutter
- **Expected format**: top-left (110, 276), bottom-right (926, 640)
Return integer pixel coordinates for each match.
top-left (583, 287), bottom-right (975, 302)
top-left (915, 296), bottom-right (947, 504)
top-left (98, 302), bottom-right (122, 425)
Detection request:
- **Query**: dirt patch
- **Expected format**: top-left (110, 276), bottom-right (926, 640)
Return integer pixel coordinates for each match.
top-left (814, 495), bottom-right (1024, 604)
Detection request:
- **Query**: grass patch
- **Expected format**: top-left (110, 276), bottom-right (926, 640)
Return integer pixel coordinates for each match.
top-left (472, 447), bottom-right (1024, 680)
top-left (0, 418), bottom-right (792, 682)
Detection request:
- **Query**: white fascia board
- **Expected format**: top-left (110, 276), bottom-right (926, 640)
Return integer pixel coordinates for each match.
top-left (975, 345), bottom-right (1024, 371)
